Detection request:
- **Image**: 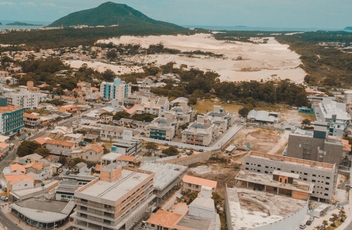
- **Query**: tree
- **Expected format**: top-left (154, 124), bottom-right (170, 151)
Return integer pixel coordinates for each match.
top-left (322, 220), bottom-right (328, 229)
top-left (107, 50), bottom-right (117, 60)
top-left (162, 146), bottom-right (179, 156)
top-left (35, 147), bottom-right (51, 157)
top-left (145, 142), bottom-right (158, 154)
top-left (102, 69), bottom-right (116, 82)
top-left (17, 141), bottom-right (41, 157)
top-left (113, 111), bottom-right (130, 121)
top-left (58, 155), bottom-right (66, 165)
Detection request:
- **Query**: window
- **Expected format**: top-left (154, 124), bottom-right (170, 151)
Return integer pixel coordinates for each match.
top-left (326, 177), bottom-right (330, 179)
top-left (312, 180), bottom-right (316, 182)
top-left (312, 174), bottom-right (316, 177)
top-left (257, 170), bottom-right (261, 173)
top-left (265, 166), bottom-right (269, 168)
top-left (304, 173), bottom-right (308, 175)
top-left (246, 163), bottom-right (249, 165)
top-left (325, 188), bottom-right (329, 190)
top-left (277, 168), bottom-right (281, 170)
top-left (324, 193), bottom-right (328, 196)
top-left (326, 182), bottom-right (330, 185)
top-left (265, 171), bottom-right (268, 174)
top-left (291, 170), bottom-right (295, 173)
top-left (245, 168), bottom-right (249, 170)
top-left (258, 164), bottom-right (261, 167)
top-left (303, 178), bottom-right (307, 181)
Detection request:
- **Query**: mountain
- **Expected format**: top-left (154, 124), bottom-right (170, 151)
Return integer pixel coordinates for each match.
top-left (6, 22), bottom-right (43, 26)
top-left (48, 1), bottom-right (182, 29)
top-left (345, 27), bottom-right (352, 31)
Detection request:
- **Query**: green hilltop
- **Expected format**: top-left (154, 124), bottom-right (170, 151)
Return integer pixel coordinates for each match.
top-left (48, 1), bottom-right (183, 29)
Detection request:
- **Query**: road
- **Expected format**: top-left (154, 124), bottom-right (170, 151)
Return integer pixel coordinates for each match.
top-left (0, 210), bottom-right (22, 230)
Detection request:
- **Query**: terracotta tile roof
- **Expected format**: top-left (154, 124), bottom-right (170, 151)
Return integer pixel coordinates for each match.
top-left (25, 162), bottom-right (43, 170)
top-left (4, 174), bottom-right (34, 185)
top-left (10, 163), bottom-right (26, 173)
top-left (45, 139), bottom-right (75, 148)
top-left (0, 105), bottom-right (21, 114)
top-left (0, 142), bottom-right (9, 149)
top-left (24, 113), bottom-right (40, 119)
top-left (146, 210), bottom-right (181, 229)
top-left (34, 137), bottom-right (47, 145)
top-left (182, 175), bottom-right (217, 189)
top-left (88, 145), bottom-right (104, 153)
top-left (121, 155), bottom-right (135, 162)
top-left (341, 139), bottom-right (351, 152)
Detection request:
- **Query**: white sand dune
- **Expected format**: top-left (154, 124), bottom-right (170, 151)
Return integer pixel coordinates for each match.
top-left (68, 34), bottom-right (306, 83)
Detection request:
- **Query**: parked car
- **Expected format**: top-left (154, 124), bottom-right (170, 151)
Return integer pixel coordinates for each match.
top-left (306, 220), bottom-right (312, 226)
top-left (299, 224), bottom-right (306, 229)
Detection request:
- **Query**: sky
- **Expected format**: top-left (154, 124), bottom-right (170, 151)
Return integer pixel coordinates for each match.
top-left (0, 0), bottom-right (351, 29)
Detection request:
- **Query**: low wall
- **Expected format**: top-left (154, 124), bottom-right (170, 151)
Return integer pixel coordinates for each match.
top-left (164, 152), bottom-right (212, 166)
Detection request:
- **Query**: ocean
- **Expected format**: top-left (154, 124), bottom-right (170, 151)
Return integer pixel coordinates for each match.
top-left (0, 20), bottom-right (49, 31)
top-left (183, 25), bottom-right (344, 32)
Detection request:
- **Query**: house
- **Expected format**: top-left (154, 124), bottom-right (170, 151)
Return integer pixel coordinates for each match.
top-left (44, 139), bottom-right (75, 156)
top-left (182, 175), bottom-right (217, 192)
top-left (23, 113), bottom-right (41, 129)
top-left (72, 144), bottom-right (104, 162)
top-left (57, 104), bottom-right (78, 113)
top-left (4, 174), bottom-right (34, 191)
top-left (3, 163), bottom-right (26, 175)
top-left (145, 112), bottom-right (177, 141)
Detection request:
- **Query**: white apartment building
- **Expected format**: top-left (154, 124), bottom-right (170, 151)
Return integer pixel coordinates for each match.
top-left (3, 86), bottom-right (47, 109)
top-left (71, 164), bottom-right (155, 230)
top-left (100, 77), bottom-right (131, 101)
top-left (243, 152), bottom-right (337, 202)
top-left (145, 112), bottom-right (177, 141)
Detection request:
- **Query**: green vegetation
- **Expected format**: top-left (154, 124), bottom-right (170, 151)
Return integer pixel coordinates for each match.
top-left (276, 31), bottom-right (352, 87)
top-left (131, 113), bottom-right (157, 122)
top-left (162, 146), bottom-right (179, 156)
top-left (49, 2), bottom-right (183, 29)
top-left (17, 141), bottom-right (41, 157)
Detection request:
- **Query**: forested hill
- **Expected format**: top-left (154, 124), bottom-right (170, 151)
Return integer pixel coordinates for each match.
top-left (49, 1), bottom-right (183, 30)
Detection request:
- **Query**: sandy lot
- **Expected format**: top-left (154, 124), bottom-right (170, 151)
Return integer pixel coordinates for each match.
top-left (66, 60), bottom-right (144, 74)
top-left (95, 34), bottom-right (306, 83)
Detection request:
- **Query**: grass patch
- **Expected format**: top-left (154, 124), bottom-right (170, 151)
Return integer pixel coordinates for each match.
top-left (299, 113), bottom-right (316, 120)
top-left (193, 100), bottom-right (242, 114)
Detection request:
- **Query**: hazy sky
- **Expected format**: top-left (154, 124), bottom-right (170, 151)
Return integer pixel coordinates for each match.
top-left (0, 0), bottom-right (350, 29)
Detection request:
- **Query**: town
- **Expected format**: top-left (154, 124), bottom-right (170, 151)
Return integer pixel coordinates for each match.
top-left (0, 36), bottom-right (350, 230)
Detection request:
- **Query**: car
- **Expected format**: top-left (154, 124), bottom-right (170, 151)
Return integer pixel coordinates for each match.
top-left (164, 143), bottom-right (169, 146)
top-left (337, 205), bottom-right (344, 210)
top-left (299, 224), bottom-right (306, 229)
top-left (199, 149), bottom-right (204, 152)
top-left (306, 220), bottom-right (312, 226)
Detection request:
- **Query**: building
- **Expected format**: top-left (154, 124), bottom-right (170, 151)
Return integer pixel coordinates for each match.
top-left (286, 126), bottom-right (346, 166)
top-left (182, 115), bottom-right (218, 146)
top-left (139, 162), bottom-right (187, 207)
top-left (243, 152), bottom-right (337, 202)
top-left (247, 110), bottom-right (280, 124)
top-left (146, 186), bottom-right (221, 230)
top-left (145, 113), bottom-right (177, 141)
top-left (111, 130), bottom-right (142, 156)
top-left (344, 90), bottom-right (352, 105)
top-left (23, 113), bottom-right (41, 129)
top-left (71, 165), bottom-right (155, 230)
top-left (11, 197), bottom-right (75, 229)
top-left (4, 174), bottom-right (34, 191)
top-left (0, 104), bottom-right (24, 135)
top-left (235, 170), bottom-right (314, 200)
top-left (207, 105), bottom-right (234, 132)
top-left (182, 175), bottom-right (217, 193)
top-left (3, 85), bottom-right (47, 109)
top-left (44, 139), bottom-right (75, 156)
top-left (100, 77), bottom-right (131, 101)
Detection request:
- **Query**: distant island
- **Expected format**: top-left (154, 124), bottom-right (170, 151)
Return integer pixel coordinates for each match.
top-left (345, 26), bottom-right (352, 31)
top-left (48, 1), bottom-right (182, 30)
top-left (6, 22), bottom-right (43, 26)
top-left (235, 25), bottom-right (247, 28)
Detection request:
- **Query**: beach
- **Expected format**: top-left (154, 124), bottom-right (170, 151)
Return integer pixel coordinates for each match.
top-left (68, 34), bottom-right (306, 83)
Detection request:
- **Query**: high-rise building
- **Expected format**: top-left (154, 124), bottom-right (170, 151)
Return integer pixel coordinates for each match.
top-left (100, 77), bottom-right (131, 101)
top-left (71, 164), bottom-right (155, 230)
top-left (0, 103), bottom-right (24, 135)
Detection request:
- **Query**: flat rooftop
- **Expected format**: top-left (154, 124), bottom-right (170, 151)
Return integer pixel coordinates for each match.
top-left (226, 187), bottom-right (307, 230)
top-left (236, 170), bottom-right (314, 193)
top-left (248, 152), bottom-right (336, 171)
top-left (139, 162), bottom-right (187, 191)
top-left (176, 215), bottom-right (212, 230)
top-left (76, 169), bottom-right (151, 203)
top-left (11, 198), bottom-right (74, 224)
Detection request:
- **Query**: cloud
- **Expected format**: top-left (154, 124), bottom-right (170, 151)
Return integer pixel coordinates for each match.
top-left (0, 1), bottom-right (15, 6)
top-left (21, 2), bottom-right (37, 7)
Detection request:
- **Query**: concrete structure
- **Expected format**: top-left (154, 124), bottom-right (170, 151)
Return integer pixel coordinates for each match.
top-left (99, 126), bottom-right (140, 142)
top-left (71, 165), bottom-right (155, 230)
top-left (139, 162), bottom-right (187, 207)
top-left (3, 85), bottom-right (47, 109)
top-left (207, 105), bottom-right (234, 132)
top-left (44, 139), bottom-right (75, 156)
top-left (286, 126), bottom-right (346, 165)
top-left (235, 170), bottom-right (314, 200)
top-left (345, 90), bottom-right (352, 105)
top-left (225, 187), bottom-right (308, 230)
top-left (0, 104), bottom-right (24, 135)
top-left (145, 112), bottom-right (177, 141)
top-left (100, 77), bottom-right (131, 101)
top-left (243, 152), bottom-right (337, 202)
top-left (138, 97), bottom-right (170, 116)
top-left (4, 174), bottom-right (34, 191)
top-left (23, 113), bottom-right (41, 129)
top-left (182, 175), bottom-right (217, 192)
top-left (11, 198), bottom-right (75, 229)
top-left (247, 110), bottom-right (280, 123)
top-left (182, 115), bottom-right (218, 146)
